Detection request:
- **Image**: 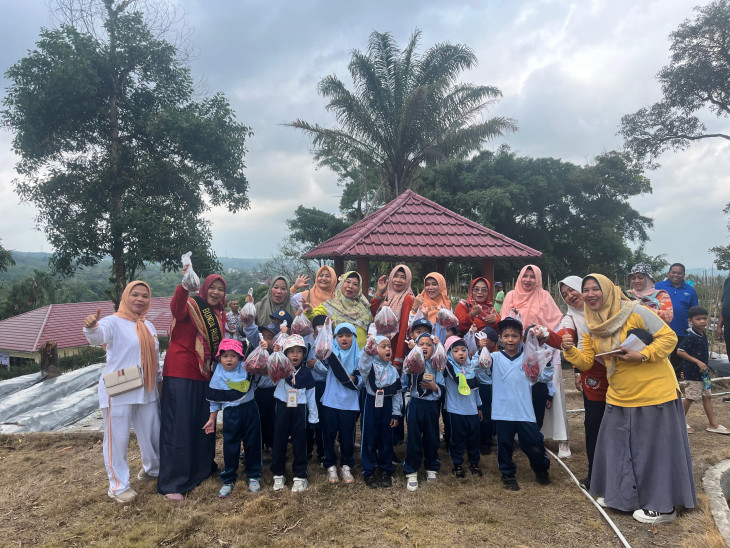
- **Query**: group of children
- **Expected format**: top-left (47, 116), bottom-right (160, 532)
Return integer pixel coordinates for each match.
top-left (204, 305), bottom-right (559, 497)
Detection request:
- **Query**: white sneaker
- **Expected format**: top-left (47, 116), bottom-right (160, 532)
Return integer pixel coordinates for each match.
top-left (558, 441), bottom-right (572, 459)
top-left (273, 475), bottom-right (285, 491)
top-left (595, 496), bottom-right (608, 508)
top-left (707, 424), bottom-right (730, 434)
top-left (340, 465), bottom-right (355, 484)
top-left (136, 469), bottom-right (156, 482)
top-left (248, 478), bottom-right (261, 493)
top-left (326, 465), bottom-right (339, 483)
top-left (426, 470), bottom-right (437, 482)
top-left (632, 508), bottom-right (677, 524)
top-left (406, 473), bottom-right (419, 491)
top-left (108, 488), bottom-right (137, 503)
top-left (292, 477), bottom-right (308, 492)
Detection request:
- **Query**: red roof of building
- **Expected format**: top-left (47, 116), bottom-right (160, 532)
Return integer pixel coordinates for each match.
top-left (302, 189), bottom-right (542, 260)
top-left (0, 297), bottom-right (173, 353)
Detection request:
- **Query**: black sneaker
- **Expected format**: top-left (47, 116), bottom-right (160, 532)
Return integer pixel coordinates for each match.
top-left (535, 471), bottom-right (551, 485)
top-left (364, 474), bottom-right (379, 489)
top-left (379, 474), bottom-right (393, 488)
top-left (453, 465), bottom-right (466, 478)
top-left (502, 475), bottom-right (520, 491)
top-left (469, 463), bottom-right (483, 477)
top-left (579, 476), bottom-right (590, 491)
top-left (724, 396), bottom-right (730, 402)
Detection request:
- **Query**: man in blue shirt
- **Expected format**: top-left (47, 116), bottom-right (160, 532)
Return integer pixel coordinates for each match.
top-left (655, 263), bottom-right (699, 376)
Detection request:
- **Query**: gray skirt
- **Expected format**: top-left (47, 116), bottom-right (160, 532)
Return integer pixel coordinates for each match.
top-left (589, 392), bottom-right (697, 513)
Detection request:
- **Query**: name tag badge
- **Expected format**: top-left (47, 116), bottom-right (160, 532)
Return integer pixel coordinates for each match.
top-left (423, 373), bottom-right (433, 383)
top-left (375, 389), bottom-right (384, 408)
top-left (287, 389), bottom-right (298, 407)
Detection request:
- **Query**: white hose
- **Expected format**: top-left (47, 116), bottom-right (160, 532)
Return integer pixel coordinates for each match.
top-left (545, 448), bottom-right (632, 548)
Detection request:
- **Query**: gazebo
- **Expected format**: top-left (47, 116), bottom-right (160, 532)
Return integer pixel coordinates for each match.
top-left (301, 189), bottom-right (541, 287)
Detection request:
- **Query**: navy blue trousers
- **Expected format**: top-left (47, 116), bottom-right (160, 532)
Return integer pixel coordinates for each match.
top-left (254, 386), bottom-right (275, 449)
top-left (448, 412), bottom-right (480, 467)
top-left (321, 405), bottom-right (358, 468)
top-left (495, 420), bottom-right (550, 477)
top-left (531, 382), bottom-right (549, 429)
top-left (220, 400), bottom-right (262, 484)
top-left (361, 393), bottom-right (396, 477)
top-left (306, 381), bottom-right (326, 459)
top-left (270, 400), bottom-right (309, 478)
top-left (478, 383), bottom-right (494, 451)
top-left (403, 398), bottom-right (441, 474)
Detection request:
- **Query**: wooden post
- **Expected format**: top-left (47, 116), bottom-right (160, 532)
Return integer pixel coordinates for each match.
top-left (334, 257), bottom-right (345, 278)
top-left (481, 258), bottom-right (495, 287)
top-left (436, 259), bottom-right (447, 277)
top-left (40, 341), bottom-right (61, 378)
top-left (357, 257), bottom-right (370, 295)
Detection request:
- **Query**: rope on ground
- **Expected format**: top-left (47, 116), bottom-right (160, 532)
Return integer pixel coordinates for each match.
top-left (545, 448), bottom-right (632, 548)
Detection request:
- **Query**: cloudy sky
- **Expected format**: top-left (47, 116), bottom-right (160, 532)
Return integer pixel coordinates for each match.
top-left (2, 0), bottom-right (730, 270)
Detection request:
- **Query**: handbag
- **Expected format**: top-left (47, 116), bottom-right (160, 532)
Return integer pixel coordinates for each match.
top-left (103, 365), bottom-right (144, 396)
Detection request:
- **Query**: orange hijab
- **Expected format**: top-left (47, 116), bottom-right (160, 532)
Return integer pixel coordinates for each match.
top-left (301, 265), bottom-right (337, 308)
top-left (115, 281), bottom-right (157, 393)
top-left (502, 264), bottom-right (563, 329)
top-left (419, 272), bottom-right (451, 323)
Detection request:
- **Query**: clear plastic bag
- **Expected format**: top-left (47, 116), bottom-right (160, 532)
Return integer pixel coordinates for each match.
top-left (244, 338), bottom-right (270, 376)
top-left (272, 323), bottom-right (289, 350)
top-left (403, 346), bottom-right (426, 375)
top-left (268, 351), bottom-right (295, 384)
top-left (478, 346), bottom-right (493, 369)
top-left (430, 342), bottom-right (447, 372)
top-left (523, 331), bottom-right (552, 383)
top-left (363, 335), bottom-right (379, 357)
top-left (181, 251), bottom-right (200, 292)
top-left (373, 306), bottom-right (399, 337)
top-left (291, 313), bottom-right (314, 337)
top-left (241, 302), bottom-right (256, 326)
top-left (314, 318), bottom-right (333, 361)
top-left (436, 307), bottom-right (459, 329)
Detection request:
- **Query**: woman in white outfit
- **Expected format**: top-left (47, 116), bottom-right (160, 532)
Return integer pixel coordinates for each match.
top-left (83, 281), bottom-right (161, 503)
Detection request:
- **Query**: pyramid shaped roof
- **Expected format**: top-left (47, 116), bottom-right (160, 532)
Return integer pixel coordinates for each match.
top-left (302, 189), bottom-right (541, 261)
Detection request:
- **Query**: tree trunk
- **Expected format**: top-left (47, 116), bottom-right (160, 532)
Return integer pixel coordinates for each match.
top-left (40, 341), bottom-right (61, 378)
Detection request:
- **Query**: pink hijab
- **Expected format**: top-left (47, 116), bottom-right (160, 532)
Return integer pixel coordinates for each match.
top-left (380, 264), bottom-right (415, 317)
top-left (501, 265), bottom-right (562, 329)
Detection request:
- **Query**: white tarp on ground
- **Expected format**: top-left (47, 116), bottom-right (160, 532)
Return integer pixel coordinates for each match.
top-left (0, 363), bottom-right (103, 425)
top-left (0, 385), bottom-right (99, 434)
top-left (0, 371), bottom-right (43, 400)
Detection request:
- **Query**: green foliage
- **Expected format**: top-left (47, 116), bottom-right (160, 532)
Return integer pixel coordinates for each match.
top-left (627, 246), bottom-right (669, 280)
top-left (286, 206), bottom-right (348, 251)
top-left (0, 240), bottom-right (15, 274)
top-left (0, 270), bottom-right (64, 319)
top-left (710, 202), bottom-right (730, 269)
top-left (417, 147), bottom-right (653, 280)
top-left (2, 3), bottom-right (252, 306)
top-left (288, 29), bottom-right (515, 202)
top-left (620, 0), bottom-right (730, 167)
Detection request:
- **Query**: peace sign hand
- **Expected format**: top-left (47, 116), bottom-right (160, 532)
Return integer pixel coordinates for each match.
top-left (84, 307), bottom-right (102, 329)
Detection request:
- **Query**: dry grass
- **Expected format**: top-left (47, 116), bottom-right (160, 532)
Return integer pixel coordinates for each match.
top-left (1, 378), bottom-right (729, 548)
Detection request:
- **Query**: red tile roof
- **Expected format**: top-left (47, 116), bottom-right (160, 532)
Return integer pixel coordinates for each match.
top-left (302, 189), bottom-right (542, 260)
top-left (0, 297), bottom-right (173, 353)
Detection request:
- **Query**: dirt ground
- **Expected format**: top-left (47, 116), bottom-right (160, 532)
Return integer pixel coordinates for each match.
top-left (1, 377), bottom-right (729, 548)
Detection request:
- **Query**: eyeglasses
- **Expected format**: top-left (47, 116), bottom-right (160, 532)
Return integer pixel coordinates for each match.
top-left (473, 287), bottom-right (489, 293)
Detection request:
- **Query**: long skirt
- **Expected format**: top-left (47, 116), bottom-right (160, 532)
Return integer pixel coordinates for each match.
top-left (589, 393), bottom-right (696, 513)
top-left (541, 361), bottom-right (569, 441)
top-left (157, 377), bottom-right (216, 495)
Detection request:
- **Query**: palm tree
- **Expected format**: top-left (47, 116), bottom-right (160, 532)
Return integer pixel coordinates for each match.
top-left (287, 29), bottom-right (516, 201)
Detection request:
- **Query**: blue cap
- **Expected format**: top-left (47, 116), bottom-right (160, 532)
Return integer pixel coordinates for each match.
top-left (270, 310), bottom-right (294, 325)
top-left (259, 322), bottom-right (281, 336)
top-left (480, 326), bottom-right (498, 342)
top-left (411, 318), bottom-right (433, 333)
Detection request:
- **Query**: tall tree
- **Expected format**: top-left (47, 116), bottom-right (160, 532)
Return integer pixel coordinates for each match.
top-left (620, 0), bottom-right (730, 167)
top-left (3, 0), bottom-right (252, 305)
top-left (0, 240), bottom-right (15, 274)
top-left (710, 202), bottom-right (730, 269)
top-left (287, 29), bottom-right (515, 202)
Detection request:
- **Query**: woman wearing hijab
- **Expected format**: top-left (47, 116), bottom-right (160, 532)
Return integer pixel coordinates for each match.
top-left (83, 281), bottom-right (160, 503)
top-left (371, 265), bottom-right (415, 367)
top-left (625, 263), bottom-right (674, 325)
top-left (254, 276), bottom-right (297, 327)
top-left (454, 277), bottom-right (500, 336)
top-left (158, 267), bottom-right (227, 501)
top-left (537, 276), bottom-right (607, 488)
top-left (562, 274), bottom-right (695, 524)
top-left (290, 266), bottom-right (337, 309)
top-left (414, 272), bottom-right (451, 325)
top-left (305, 271), bottom-right (373, 349)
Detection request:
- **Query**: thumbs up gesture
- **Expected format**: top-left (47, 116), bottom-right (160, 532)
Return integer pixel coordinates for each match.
top-left (84, 307), bottom-right (102, 328)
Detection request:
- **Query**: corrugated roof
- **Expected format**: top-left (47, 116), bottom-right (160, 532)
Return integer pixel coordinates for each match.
top-left (302, 189), bottom-right (542, 260)
top-left (0, 297), bottom-right (173, 353)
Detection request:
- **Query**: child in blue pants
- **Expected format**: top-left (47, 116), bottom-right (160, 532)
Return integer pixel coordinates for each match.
top-left (203, 338), bottom-right (264, 498)
top-left (359, 335), bottom-right (402, 488)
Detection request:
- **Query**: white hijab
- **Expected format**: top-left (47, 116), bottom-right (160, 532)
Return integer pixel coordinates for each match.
top-left (558, 276), bottom-right (589, 347)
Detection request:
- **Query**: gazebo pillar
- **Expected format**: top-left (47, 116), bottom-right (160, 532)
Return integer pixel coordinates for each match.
top-left (356, 257), bottom-right (370, 292)
top-left (481, 258), bottom-right (495, 287)
top-left (436, 259), bottom-right (447, 276)
top-left (334, 257), bottom-right (345, 278)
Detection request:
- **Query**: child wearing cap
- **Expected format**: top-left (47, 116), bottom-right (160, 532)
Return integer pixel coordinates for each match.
top-left (319, 322), bottom-right (362, 484)
top-left (203, 338), bottom-right (265, 497)
top-left (402, 332), bottom-right (445, 491)
top-left (443, 336), bottom-right (483, 478)
top-left (358, 335), bottom-right (403, 488)
top-left (488, 318), bottom-right (550, 491)
top-left (270, 334), bottom-right (319, 492)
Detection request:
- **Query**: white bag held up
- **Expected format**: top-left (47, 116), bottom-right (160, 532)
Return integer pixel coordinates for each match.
top-left (181, 251), bottom-right (201, 292)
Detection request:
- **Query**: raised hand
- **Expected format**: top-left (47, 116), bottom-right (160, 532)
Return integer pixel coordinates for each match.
top-left (84, 307), bottom-right (102, 328)
top-left (411, 294), bottom-right (424, 312)
top-left (561, 332), bottom-right (574, 350)
top-left (470, 304), bottom-right (482, 317)
top-left (375, 275), bottom-right (388, 297)
top-left (293, 274), bottom-right (311, 290)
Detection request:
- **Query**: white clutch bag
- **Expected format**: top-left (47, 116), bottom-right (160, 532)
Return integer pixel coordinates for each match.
top-left (103, 365), bottom-right (144, 396)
